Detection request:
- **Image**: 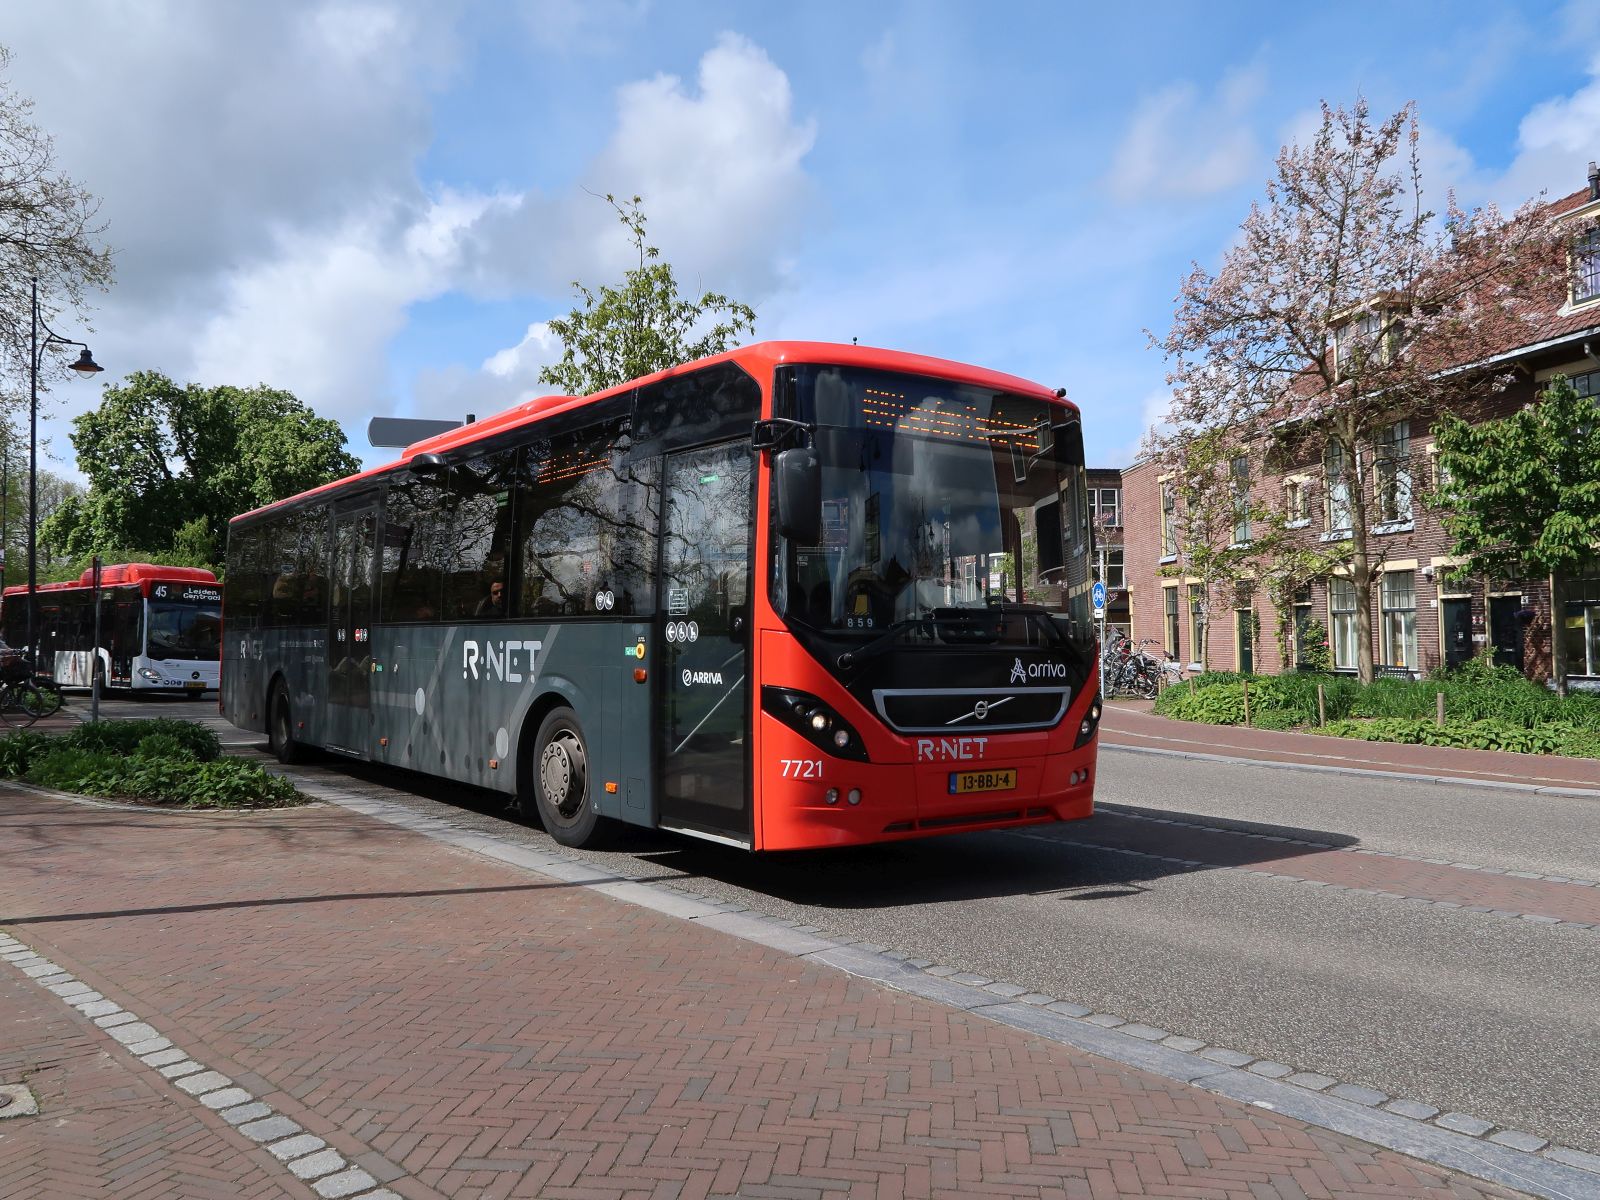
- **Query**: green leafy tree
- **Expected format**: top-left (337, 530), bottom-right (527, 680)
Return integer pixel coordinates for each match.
top-left (42, 372), bottom-right (360, 565)
top-left (1434, 377), bottom-right (1600, 696)
top-left (539, 194), bottom-right (756, 396)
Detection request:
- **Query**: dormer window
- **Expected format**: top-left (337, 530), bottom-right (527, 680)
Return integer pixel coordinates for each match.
top-left (1334, 309), bottom-right (1394, 377)
top-left (1574, 225), bottom-right (1600, 306)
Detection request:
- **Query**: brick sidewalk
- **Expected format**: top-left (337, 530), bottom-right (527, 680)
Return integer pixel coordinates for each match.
top-left (1102, 706), bottom-right (1600, 793)
top-left (0, 789), bottom-right (1527, 1199)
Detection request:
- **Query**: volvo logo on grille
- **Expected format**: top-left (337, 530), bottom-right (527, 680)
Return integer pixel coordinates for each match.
top-left (973, 700), bottom-right (991, 720)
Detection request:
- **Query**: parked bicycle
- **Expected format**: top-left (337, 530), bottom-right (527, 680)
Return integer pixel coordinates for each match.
top-left (0, 651), bottom-right (65, 727)
top-left (1101, 631), bottom-right (1165, 699)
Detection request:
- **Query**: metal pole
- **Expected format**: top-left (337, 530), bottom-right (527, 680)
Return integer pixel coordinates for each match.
top-left (91, 555), bottom-right (103, 722)
top-left (1, 430), bottom-right (8, 592)
top-left (27, 277), bottom-right (37, 675)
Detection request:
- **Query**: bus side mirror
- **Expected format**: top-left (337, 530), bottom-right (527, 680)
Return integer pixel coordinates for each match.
top-left (775, 447), bottom-right (822, 545)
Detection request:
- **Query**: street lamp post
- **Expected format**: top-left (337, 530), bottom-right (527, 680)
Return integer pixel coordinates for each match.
top-left (27, 276), bottom-right (103, 672)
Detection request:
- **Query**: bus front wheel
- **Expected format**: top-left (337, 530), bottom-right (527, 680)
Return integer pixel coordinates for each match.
top-left (531, 706), bottom-right (603, 847)
top-left (268, 683), bottom-right (305, 765)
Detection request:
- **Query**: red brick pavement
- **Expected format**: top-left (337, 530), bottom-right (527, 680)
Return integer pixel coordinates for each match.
top-left (0, 789), bottom-right (1529, 1200)
top-left (1102, 706), bottom-right (1600, 793)
top-left (0, 951), bottom-right (301, 1199)
top-left (1060, 813), bottom-right (1600, 923)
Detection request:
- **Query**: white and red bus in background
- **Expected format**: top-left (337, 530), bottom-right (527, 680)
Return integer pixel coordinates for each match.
top-left (1, 563), bottom-right (222, 693)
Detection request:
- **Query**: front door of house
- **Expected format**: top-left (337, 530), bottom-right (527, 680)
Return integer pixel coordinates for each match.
top-left (1442, 597), bottom-right (1473, 668)
top-left (1489, 595), bottom-right (1524, 671)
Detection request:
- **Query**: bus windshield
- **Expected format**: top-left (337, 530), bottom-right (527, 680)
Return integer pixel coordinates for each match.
top-left (779, 365), bottom-right (1092, 640)
top-left (146, 600), bottom-right (222, 661)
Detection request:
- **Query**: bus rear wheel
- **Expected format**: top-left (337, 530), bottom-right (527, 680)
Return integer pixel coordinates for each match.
top-left (268, 683), bottom-right (305, 765)
top-left (531, 706), bottom-right (603, 847)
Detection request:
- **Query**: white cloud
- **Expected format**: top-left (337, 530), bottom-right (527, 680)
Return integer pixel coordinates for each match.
top-left (459, 32), bottom-right (816, 302)
top-left (1488, 55), bottom-right (1600, 206)
top-left (6, 11), bottom-right (817, 474)
top-left (1107, 65), bottom-right (1266, 202)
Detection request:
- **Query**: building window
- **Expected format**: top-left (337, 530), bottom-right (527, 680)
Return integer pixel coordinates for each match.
top-left (1563, 559), bottom-right (1600, 677)
top-left (1102, 547), bottom-right (1125, 591)
top-left (1374, 421), bottom-right (1412, 523)
top-left (1160, 480), bottom-right (1177, 557)
top-left (1324, 442), bottom-right (1352, 534)
top-left (1569, 368), bottom-right (1599, 398)
top-left (1163, 586), bottom-right (1180, 656)
top-left (1187, 583), bottom-right (1206, 665)
top-left (1336, 309), bottom-right (1387, 376)
top-left (1090, 486), bottom-right (1122, 529)
top-left (1284, 478), bottom-right (1308, 524)
top-left (1573, 226), bottom-right (1600, 305)
top-left (1230, 456), bottom-right (1251, 544)
top-left (1380, 570), bottom-right (1417, 672)
top-left (1329, 577), bottom-right (1358, 670)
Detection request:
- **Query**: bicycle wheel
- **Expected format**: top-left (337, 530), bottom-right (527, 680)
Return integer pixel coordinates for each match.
top-left (26, 681), bottom-right (63, 720)
top-left (0, 683), bottom-right (38, 727)
top-left (20, 681), bottom-right (62, 719)
top-left (1132, 662), bottom-right (1160, 700)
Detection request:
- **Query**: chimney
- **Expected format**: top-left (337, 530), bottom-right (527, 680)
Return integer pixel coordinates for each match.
top-left (1590, 160), bottom-right (1600, 201)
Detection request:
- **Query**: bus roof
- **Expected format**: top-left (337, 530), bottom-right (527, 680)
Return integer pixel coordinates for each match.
top-left (2, 562), bottom-right (218, 599)
top-left (230, 340), bottom-right (1077, 526)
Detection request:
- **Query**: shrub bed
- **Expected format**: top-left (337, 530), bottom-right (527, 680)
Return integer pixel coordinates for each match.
top-left (0, 720), bottom-right (304, 809)
top-left (1151, 657), bottom-right (1600, 759)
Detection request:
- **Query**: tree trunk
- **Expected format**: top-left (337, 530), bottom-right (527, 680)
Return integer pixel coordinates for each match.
top-left (1346, 437), bottom-right (1376, 684)
top-left (1550, 571), bottom-right (1568, 699)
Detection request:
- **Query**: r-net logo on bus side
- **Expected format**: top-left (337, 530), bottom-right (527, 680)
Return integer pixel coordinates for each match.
top-left (462, 638), bottom-right (543, 683)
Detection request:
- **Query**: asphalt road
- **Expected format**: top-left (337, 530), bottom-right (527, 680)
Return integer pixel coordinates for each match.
top-left (96, 697), bottom-right (1600, 1156)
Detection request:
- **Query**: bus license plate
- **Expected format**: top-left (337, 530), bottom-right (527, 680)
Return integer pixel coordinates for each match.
top-left (185, 682), bottom-right (205, 691)
top-left (948, 768), bottom-right (1017, 795)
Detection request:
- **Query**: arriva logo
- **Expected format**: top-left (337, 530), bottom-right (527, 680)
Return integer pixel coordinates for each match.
top-left (1010, 656), bottom-right (1068, 683)
top-left (682, 669), bottom-right (724, 686)
top-left (462, 639), bottom-right (543, 683)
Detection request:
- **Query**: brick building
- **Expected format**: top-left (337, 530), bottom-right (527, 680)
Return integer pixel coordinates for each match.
top-left (1087, 467), bottom-right (1130, 638)
top-left (1122, 170), bottom-right (1600, 687)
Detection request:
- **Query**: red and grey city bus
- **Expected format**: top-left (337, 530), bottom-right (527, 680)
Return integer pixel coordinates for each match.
top-left (221, 342), bottom-right (1102, 850)
top-left (2, 563), bottom-right (223, 692)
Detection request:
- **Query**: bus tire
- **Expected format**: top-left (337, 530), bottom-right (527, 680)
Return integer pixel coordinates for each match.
top-left (530, 706), bottom-right (603, 847)
top-left (268, 683), bottom-right (305, 765)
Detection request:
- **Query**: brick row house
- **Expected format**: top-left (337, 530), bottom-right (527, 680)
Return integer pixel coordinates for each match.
top-left (1122, 168), bottom-right (1600, 687)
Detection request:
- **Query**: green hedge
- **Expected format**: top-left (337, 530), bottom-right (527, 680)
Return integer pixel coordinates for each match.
top-left (1152, 657), bottom-right (1600, 758)
top-left (0, 719), bottom-right (302, 809)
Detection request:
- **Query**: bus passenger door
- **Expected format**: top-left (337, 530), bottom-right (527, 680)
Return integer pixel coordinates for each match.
top-left (327, 506), bottom-right (377, 755)
top-left (658, 441), bottom-right (753, 846)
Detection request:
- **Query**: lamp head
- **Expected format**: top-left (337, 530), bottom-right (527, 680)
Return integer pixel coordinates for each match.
top-left (69, 348), bottom-right (103, 376)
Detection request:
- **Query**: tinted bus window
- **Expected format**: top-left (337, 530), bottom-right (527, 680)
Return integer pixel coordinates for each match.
top-left (446, 452), bottom-right (517, 620)
top-left (381, 471), bottom-right (451, 622)
top-left (633, 362), bottom-right (760, 453)
top-left (518, 422), bottom-right (658, 618)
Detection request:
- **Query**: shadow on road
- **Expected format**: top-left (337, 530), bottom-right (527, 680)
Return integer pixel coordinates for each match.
top-left (220, 743), bottom-right (1369, 912)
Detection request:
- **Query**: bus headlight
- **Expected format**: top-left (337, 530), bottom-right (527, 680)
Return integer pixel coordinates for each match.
top-left (138, 668), bottom-right (162, 683)
top-left (1073, 694), bottom-right (1103, 749)
top-left (761, 686), bottom-right (870, 762)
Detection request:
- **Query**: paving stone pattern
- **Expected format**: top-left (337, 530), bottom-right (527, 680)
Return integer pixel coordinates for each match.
top-left (1055, 812), bottom-right (1600, 925)
top-left (0, 959), bottom-right (298, 1199)
top-left (0, 791), bottom-right (1527, 1199)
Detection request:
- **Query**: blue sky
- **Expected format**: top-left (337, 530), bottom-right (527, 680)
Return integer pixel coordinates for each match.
top-left (8, 0), bottom-right (1600, 477)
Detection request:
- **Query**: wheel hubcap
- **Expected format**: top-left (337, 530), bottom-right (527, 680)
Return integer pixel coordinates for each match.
top-left (540, 730), bottom-right (586, 820)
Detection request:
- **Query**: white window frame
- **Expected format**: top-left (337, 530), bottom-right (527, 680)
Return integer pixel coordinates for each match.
top-left (1329, 576), bottom-right (1358, 671)
top-left (1380, 569), bottom-right (1417, 672)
